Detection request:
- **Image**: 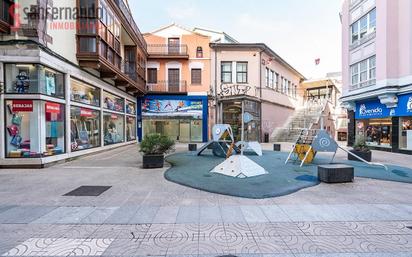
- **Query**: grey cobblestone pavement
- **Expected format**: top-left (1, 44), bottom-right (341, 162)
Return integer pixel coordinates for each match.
top-left (0, 144), bottom-right (411, 257)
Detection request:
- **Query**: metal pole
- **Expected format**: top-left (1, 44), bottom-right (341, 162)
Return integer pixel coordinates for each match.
top-left (241, 100), bottom-right (244, 156)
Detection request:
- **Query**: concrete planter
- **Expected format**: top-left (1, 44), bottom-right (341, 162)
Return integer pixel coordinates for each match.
top-left (143, 154), bottom-right (164, 169)
top-left (348, 149), bottom-right (372, 162)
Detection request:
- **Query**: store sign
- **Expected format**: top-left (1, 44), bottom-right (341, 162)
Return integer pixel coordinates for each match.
top-left (356, 93), bottom-right (412, 119)
top-left (12, 100), bottom-right (33, 112)
top-left (45, 102), bottom-right (60, 114)
top-left (80, 108), bottom-right (93, 117)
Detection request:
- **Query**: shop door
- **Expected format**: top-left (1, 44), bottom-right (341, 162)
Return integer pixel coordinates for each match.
top-left (168, 69), bottom-right (180, 92)
top-left (179, 121), bottom-right (190, 142)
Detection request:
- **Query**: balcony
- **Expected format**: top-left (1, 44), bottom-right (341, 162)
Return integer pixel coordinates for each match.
top-left (147, 44), bottom-right (189, 58)
top-left (147, 80), bottom-right (188, 94)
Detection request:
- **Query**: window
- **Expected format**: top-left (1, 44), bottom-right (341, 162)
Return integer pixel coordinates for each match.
top-left (5, 64), bottom-right (65, 98)
top-left (79, 37), bottom-right (96, 52)
top-left (351, 8), bottom-right (376, 44)
top-left (70, 106), bottom-right (100, 151)
top-left (71, 78), bottom-right (100, 106)
top-left (103, 113), bottom-right (124, 145)
top-left (126, 101), bottom-right (136, 115)
top-left (265, 68), bottom-right (270, 87)
top-left (350, 55), bottom-right (376, 89)
top-left (79, 0), bottom-right (96, 17)
top-left (400, 117), bottom-right (412, 150)
top-left (236, 62), bottom-right (248, 83)
top-left (275, 73), bottom-right (280, 91)
top-left (293, 84), bottom-right (297, 98)
top-left (191, 69), bottom-right (202, 85)
top-left (5, 100), bottom-right (65, 158)
top-left (356, 118), bottom-right (392, 148)
top-left (221, 62), bottom-right (232, 83)
top-left (1, 0), bottom-right (13, 24)
top-left (196, 47), bottom-right (203, 58)
top-left (147, 68), bottom-right (157, 84)
top-left (103, 91), bottom-right (124, 112)
top-left (269, 70), bottom-right (274, 88)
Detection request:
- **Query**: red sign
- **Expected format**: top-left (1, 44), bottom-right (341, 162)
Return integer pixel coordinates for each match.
top-left (80, 108), bottom-right (93, 117)
top-left (12, 100), bottom-right (33, 112)
top-left (45, 102), bottom-right (61, 114)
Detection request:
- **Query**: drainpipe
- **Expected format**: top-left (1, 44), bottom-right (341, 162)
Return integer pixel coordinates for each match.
top-left (214, 47), bottom-right (218, 124)
top-left (259, 49), bottom-right (263, 142)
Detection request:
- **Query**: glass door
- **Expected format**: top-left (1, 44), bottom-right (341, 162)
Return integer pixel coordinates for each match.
top-left (168, 38), bottom-right (180, 54)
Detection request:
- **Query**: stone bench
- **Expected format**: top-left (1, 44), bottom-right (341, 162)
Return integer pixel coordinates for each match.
top-left (318, 164), bottom-right (354, 183)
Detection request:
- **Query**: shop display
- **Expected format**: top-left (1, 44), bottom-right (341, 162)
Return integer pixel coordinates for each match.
top-left (104, 113), bottom-right (124, 145)
top-left (126, 101), bottom-right (136, 115)
top-left (70, 107), bottom-right (100, 151)
top-left (126, 116), bottom-right (136, 141)
top-left (103, 91), bottom-right (124, 112)
top-left (71, 79), bottom-right (100, 106)
top-left (356, 118), bottom-right (392, 147)
top-left (5, 100), bottom-right (65, 158)
top-left (5, 64), bottom-right (64, 97)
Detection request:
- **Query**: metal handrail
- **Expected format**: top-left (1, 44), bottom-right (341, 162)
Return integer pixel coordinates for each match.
top-left (147, 44), bottom-right (189, 56)
top-left (146, 80), bottom-right (188, 93)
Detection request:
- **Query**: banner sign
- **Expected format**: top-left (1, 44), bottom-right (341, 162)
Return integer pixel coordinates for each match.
top-left (142, 99), bottom-right (203, 118)
top-left (356, 93), bottom-right (412, 119)
top-left (45, 102), bottom-right (61, 114)
top-left (80, 108), bottom-right (93, 117)
top-left (12, 100), bottom-right (33, 112)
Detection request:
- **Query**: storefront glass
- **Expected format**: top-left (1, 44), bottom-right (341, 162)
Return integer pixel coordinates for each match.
top-left (400, 117), bottom-right (412, 150)
top-left (70, 106), bottom-right (101, 151)
top-left (141, 99), bottom-right (204, 142)
top-left (103, 112), bottom-right (124, 145)
top-left (356, 118), bottom-right (392, 148)
top-left (5, 100), bottom-right (65, 158)
top-left (126, 116), bottom-right (136, 141)
top-left (70, 79), bottom-right (100, 106)
top-left (103, 91), bottom-right (124, 112)
top-left (5, 64), bottom-right (64, 98)
top-left (222, 100), bottom-right (261, 141)
top-left (126, 100), bottom-right (136, 115)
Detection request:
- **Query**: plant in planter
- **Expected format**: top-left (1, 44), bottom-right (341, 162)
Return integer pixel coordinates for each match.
top-left (140, 134), bottom-right (175, 168)
top-left (348, 136), bottom-right (372, 162)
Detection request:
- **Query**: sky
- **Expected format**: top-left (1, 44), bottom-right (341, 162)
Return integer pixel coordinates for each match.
top-left (129, 0), bottom-right (343, 79)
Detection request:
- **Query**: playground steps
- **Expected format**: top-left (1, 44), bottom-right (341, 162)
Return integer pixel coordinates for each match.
top-left (271, 102), bottom-right (325, 143)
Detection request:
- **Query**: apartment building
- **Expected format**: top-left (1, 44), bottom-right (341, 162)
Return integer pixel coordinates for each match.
top-left (210, 43), bottom-right (305, 142)
top-left (137, 24), bottom-right (212, 143)
top-left (341, 0), bottom-right (412, 154)
top-left (0, 0), bottom-right (147, 167)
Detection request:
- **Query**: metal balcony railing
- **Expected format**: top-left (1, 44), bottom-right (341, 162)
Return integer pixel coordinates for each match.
top-left (146, 80), bottom-right (188, 93)
top-left (147, 44), bottom-right (189, 56)
top-left (121, 61), bottom-right (146, 84)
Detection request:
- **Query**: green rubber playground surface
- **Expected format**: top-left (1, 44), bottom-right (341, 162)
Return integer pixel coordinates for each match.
top-left (164, 150), bottom-right (412, 199)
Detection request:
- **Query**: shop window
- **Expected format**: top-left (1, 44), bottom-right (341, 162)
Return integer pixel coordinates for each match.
top-left (196, 47), bottom-right (203, 58)
top-left (70, 106), bottom-right (101, 151)
top-left (70, 79), bottom-right (100, 106)
top-left (126, 117), bottom-right (137, 141)
top-left (5, 64), bottom-right (64, 98)
top-left (356, 118), bottom-right (392, 148)
top-left (103, 112), bottom-right (125, 145)
top-left (126, 101), bottom-right (136, 115)
top-left (400, 117), bottom-right (412, 150)
top-left (103, 91), bottom-right (124, 112)
top-left (5, 100), bottom-right (65, 158)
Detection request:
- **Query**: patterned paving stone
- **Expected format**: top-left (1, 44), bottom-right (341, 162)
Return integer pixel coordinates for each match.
top-left (198, 238), bottom-right (228, 255)
top-left (165, 237), bottom-right (198, 255)
top-left (70, 238), bottom-right (114, 256)
top-left (248, 223), bottom-right (304, 237)
top-left (134, 237), bottom-right (169, 256)
top-left (254, 236), bottom-right (291, 254)
top-left (101, 238), bottom-right (140, 256)
top-left (225, 237), bottom-right (260, 254)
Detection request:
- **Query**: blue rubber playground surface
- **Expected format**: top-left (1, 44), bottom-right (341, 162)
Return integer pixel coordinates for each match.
top-left (164, 150), bottom-right (412, 199)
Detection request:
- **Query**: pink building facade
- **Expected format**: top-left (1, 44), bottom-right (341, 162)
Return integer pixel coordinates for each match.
top-left (341, 0), bottom-right (412, 154)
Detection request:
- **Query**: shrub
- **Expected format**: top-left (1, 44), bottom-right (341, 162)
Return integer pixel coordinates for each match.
top-left (140, 134), bottom-right (175, 155)
top-left (353, 136), bottom-right (370, 152)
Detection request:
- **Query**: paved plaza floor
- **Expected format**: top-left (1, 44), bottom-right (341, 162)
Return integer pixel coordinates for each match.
top-left (0, 144), bottom-right (411, 257)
